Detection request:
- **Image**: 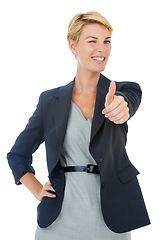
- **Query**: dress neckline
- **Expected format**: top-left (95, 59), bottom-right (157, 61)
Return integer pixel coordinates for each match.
top-left (71, 101), bottom-right (93, 122)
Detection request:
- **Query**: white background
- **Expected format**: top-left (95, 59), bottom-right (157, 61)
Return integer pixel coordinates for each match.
top-left (0, 0), bottom-right (159, 239)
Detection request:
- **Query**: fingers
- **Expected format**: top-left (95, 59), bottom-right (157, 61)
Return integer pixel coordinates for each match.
top-left (105, 96), bottom-right (128, 116)
top-left (113, 113), bottom-right (130, 124)
top-left (45, 181), bottom-right (56, 193)
top-left (105, 81), bottom-right (116, 107)
top-left (106, 105), bottom-right (129, 124)
top-left (40, 181), bottom-right (56, 201)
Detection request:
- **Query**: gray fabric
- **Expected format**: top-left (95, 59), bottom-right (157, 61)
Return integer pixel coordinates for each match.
top-left (35, 102), bottom-right (131, 240)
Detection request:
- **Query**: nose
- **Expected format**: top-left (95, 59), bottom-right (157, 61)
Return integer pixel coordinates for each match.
top-left (96, 42), bottom-right (106, 53)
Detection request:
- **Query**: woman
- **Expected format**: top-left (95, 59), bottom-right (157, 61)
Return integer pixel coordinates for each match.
top-left (7, 11), bottom-right (150, 240)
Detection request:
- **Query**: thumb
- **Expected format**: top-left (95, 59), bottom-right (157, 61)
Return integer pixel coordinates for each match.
top-left (105, 81), bottom-right (116, 107)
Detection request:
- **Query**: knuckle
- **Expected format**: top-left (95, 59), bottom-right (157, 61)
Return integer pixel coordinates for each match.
top-left (106, 112), bottom-right (111, 118)
top-left (125, 102), bottom-right (128, 109)
top-left (106, 106), bottom-right (112, 112)
top-left (127, 113), bottom-right (130, 120)
top-left (122, 100), bottom-right (127, 107)
top-left (120, 96), bottom-right (124, 101)
top-left (115, 119), bottom-right (122, 124)
top-left (125, 101), bottom-right (128, 106)
top-left (111, 110), bottom-right (116, 117)
top-left (116, 95), bottom-right (124, 102)
top-left (113, 115), bottom-right (119, 121)
top-left (45, 192), bottom-right (50, 198)
top-left (119, 118), bottom-right (124, 124)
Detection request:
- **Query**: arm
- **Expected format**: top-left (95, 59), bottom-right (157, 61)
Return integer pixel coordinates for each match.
top-left (7, 92), bottom-right (56, 200)
top-left (20, 172), bottom-right (56, 201)
top-left (7, 92), bottom-right (45, 185)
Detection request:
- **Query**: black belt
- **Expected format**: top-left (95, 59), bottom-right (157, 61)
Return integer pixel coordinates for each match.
top-left (63, 164), bottom-right (99, 174)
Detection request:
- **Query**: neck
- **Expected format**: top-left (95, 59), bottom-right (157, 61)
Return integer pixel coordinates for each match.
top-left (74, 67), bottom-right (100, 94)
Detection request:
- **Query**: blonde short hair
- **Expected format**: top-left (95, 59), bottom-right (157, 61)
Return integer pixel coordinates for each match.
top-left (67, 11), bottom-right (113, 45)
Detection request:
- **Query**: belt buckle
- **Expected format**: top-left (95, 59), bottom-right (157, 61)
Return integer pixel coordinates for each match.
top-left (86, 164), bottom-right (95, 173)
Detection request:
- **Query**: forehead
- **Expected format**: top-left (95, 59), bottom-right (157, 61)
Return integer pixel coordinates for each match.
top-left (79, 23), bottom-right (111, 39)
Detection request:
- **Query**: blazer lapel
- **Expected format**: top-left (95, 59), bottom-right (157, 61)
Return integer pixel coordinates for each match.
top-left (49, 74), bottom-right (110, 160)
top-left (51, 80), bottom-right (74, 147)
top-left (90, 74), bottom-right (110, 142)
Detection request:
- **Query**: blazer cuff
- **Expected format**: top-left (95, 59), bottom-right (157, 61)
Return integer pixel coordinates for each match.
top-left (7, 153), bottom-right (35, 185)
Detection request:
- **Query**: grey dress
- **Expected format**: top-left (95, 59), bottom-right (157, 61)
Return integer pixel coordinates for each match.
top-left (35, 102), bottom-right (131, 240)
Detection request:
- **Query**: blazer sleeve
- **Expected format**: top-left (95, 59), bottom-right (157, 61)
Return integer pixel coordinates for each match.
top-left (7, 92), bottom-right (44, 185)
top-left (115, 81), bottom-right (142, 119)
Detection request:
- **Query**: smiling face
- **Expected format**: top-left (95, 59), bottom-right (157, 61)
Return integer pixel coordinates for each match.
top-left (69, 23), bottom-right (111, 74)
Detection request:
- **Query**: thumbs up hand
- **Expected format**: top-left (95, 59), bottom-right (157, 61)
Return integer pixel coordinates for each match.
top-left (102, 81), bottom-right (130, 124)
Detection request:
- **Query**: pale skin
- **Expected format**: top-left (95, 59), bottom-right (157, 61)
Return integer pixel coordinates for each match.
top-left (20, 23), bottom-right (129, 201)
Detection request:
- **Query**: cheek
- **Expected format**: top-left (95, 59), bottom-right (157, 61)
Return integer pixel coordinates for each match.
top-left (107, 45), bottom-right (112, 56)
top-left (80, 43), bottom-right (95, 56)
top-left (77, 49), bottom-right (92, 63)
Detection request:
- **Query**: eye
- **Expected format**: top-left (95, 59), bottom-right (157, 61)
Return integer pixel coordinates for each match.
top-left (88, 40), bottom-right (96, 43)
top-left (104, 40), bottom-right (111, 44)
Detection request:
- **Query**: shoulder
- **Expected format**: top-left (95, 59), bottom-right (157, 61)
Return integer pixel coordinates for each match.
top-left (39, 79), bottom-right (75, 103)
top-left (116, 81), bottom-right (142, 93)
top-left (100, 73), bottom-right (141, 91)
top-left (100, 74), bottom-right (142, 97)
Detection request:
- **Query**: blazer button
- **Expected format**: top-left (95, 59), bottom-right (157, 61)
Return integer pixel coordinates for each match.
top-left (101, 183), bottom-right (105, 188)
top-left (97, 157), bottom-right (103, 163)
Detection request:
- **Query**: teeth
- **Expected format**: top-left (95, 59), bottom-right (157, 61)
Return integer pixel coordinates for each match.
top-left (92, 57), bottom-right (105, 61)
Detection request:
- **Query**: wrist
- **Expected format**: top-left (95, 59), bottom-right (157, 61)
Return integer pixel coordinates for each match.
top-left (34, 185), bottom-right (43, 201)
top-left (20, 172), bottom-right (43, 201)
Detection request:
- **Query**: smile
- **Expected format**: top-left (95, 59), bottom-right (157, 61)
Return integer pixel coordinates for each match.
top-left (92, 57), bottom-right (105, 62)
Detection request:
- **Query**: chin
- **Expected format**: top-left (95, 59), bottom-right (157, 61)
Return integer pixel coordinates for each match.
top-left (92, 63), bottom-right (107, 73)
top-left (92, 67), bottom-right (106, 74)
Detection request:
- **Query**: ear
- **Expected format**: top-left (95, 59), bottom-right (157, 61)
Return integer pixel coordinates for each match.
top-left (68, 39), bottom-right (77, 56)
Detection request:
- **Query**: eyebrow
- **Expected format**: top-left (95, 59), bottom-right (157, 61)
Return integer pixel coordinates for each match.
top-left (86, 36), bottom-right (111, 40)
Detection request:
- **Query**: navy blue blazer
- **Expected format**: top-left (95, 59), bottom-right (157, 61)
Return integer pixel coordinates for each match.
top-left (7, 74), bottom-right (150, 233)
